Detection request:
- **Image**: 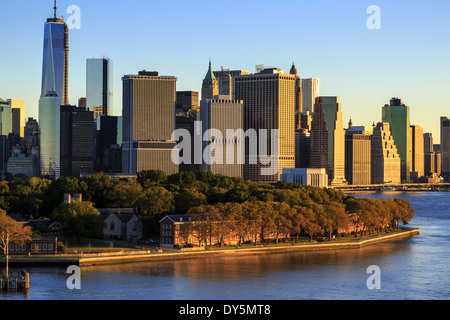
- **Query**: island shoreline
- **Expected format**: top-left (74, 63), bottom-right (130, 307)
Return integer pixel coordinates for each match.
top-left (1, 228), bottom-right (420, 268)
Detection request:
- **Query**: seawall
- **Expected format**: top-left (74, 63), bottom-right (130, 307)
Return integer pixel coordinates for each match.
top-left (2, 228), bottom-right (419, 268)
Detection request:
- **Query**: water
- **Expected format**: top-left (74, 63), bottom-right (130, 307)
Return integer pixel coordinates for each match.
top-left (2, 192), bottom-right (450, 300)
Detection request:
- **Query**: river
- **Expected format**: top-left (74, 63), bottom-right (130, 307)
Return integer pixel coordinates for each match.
top-left (1, 191), bottom-right (449, 300)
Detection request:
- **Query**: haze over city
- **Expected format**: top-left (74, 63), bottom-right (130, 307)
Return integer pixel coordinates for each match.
top-left (0, 0), bottom-right (449, 142)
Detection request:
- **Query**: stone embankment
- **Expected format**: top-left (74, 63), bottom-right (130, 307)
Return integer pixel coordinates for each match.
top-left (2, 228), bottom-right (419, 267)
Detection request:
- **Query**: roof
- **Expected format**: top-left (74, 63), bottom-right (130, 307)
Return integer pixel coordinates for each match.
top-left (160, 214), bottom-right (191, 223)
top-left (203, 60), bottom-right (216, 83)
top-left (7, 213), bottom-right (29, 223)
top-left (97, 208), bottom-right (139, 223)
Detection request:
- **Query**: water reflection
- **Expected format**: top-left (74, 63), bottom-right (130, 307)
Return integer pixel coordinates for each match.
top-left (2, 192), bottom-right (449, 300)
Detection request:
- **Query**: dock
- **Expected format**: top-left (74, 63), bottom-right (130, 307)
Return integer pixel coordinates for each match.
top-left (0, 271), bottom-right (30, 291)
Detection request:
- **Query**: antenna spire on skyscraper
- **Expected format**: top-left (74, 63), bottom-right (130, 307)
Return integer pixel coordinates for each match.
top-left (54, 0), bottom-right (57, 19)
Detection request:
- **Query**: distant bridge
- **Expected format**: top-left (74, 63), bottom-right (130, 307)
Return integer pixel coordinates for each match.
top-left (334, 183), bottom-right (450, 192)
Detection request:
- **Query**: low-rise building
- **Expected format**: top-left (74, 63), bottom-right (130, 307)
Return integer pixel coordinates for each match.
top-left (2, 237), bottom-right (58, 256)
top-left (280, 168), bottom-right (328, 188)
top-left (98, 208), bottom-right (142, 243)
top-left (159, 214), bottom-right (290, 249)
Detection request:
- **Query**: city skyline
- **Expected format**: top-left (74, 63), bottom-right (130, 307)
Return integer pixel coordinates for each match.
top-left (0, 1), bottom-right (449, 143)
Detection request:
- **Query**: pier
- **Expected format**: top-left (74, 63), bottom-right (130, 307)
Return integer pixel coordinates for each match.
top-left (1, 271), bottom-right (30, 291)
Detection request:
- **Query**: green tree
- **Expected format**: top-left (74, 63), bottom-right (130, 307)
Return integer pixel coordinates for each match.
top-left (137, 187), bottom-right (175, 216)
top-left (137, 170), bottom-right (168, 189)
top-left (52, 201), bottom-right (104, 243)
top-left (105, 179), bottom-right (144, 208)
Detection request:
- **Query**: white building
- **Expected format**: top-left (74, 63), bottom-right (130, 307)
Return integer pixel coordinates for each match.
top-left (280, 168), bottom-right (329, 188)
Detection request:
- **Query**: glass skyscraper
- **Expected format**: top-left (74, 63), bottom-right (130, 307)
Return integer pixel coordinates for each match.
top-left (86, 58), bottom-right (113, 118)
top-left (39, 92), bottom-right (60, 179)
top-left (382, 98), bottom-right (411, 182)
top-left (41, 13), bottom-right (69, 106)
top-left (39, 5), bottom-right (68, 179)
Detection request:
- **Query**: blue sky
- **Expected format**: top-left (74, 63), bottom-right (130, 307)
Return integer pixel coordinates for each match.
top-left (0, 0), bottom-right (449, 142)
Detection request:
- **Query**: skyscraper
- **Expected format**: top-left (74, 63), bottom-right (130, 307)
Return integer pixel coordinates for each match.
top-left (382, 98), bottom-right (411, 182)
top-left (309, 98), bottom-right (328, 171)
top-left (234, 67), bottom-right (296, 183)
top-left (60, 105), bottom-right (95, 177)
top-left (371, 122), bottom-right (401, 184)
top-left (86, 58), bottom-right (113, 118)
top-left (301, 78), bottom-right (320, 114)
top-left (200, 97), bottom-right (244, 178)
top-left (289, 62), bottom-right (303, 114)
top-left (410, 125), bottom-right (424, 180)
top-left (8, 99), bottom-right (26, 137)
top-left (441, 117), bottom-right (450, 178)
top-left (0, 99), bottom-right (12, 136)
top-left (41, 2), bottom-right (69, 106)
top-left (320, 97), bottom-right (347, 186)
top-left (202, 61), bottom-right (219, 101)
top-left (213, 68), bottom-right (249, 100)
top-left (39, 91), bottom-right (60, 179)
top-left (122, 71), bottom-right (178, 174)
top-left (345, 133), bottom-right (371, 185)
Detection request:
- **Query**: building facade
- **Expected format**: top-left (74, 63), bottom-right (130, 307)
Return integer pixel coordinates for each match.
top-left (301, 78), bottom-right (320, 114)
top-left (39, 91), bottom-right (60, 179)
top-left (371, 122), bottom-right (401, 184)
top-left (200, 97), bottom-right (244, 178)
top-left (8, 99), bottom-right (26, 137)
top-left (86, 58), bottom-right (113, 118)
top-left (41, 9), bottom-right (69, 107)
top-left (382, 98), bottom-right (411, 182)
top-left (60, 105), bottom-right (95, 177)
top-left (122, 71), bottom-right (178, 174)
top-left (410, 125), bottom-right (424, 180)
top-left (318, 97), bottom-right (347, 186)
top-left (441, 117), bottom-right (450, 178)
top-left (345, 133), bottom-right (371, 185)
top-left (280, 168), bottom-right (328, 188)
top-left (234, 68), bottom-right (296, 183)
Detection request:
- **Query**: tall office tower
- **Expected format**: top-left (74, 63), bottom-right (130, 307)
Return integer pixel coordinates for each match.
top-left (0, 99), bottom-right (12, 136)
top-left (176, 91), bottom-right (199, 114)
top-left (435, 152), bottom-right (442, 176)
top-left (345, 133), bottom-right (372, 185)
top-left (41, 2), bottom-right (69, 107)
top-left (23, 118), bottom-right (39, 157)
top-left (7, 99), bottom-right (26, 137)
top-left (78, 97), bottom-right (86, 109)
top-left (202, 61), bottom-right (219, 101)
top-left (301, 78), bottom-right (320, 114)
top-left (441, 117), bottom-right (450, 178)
top-left (371, 122), bottom-right (401, 184)
top-left (213, 69), bottom-right (249, 100)
top-left (86, 58), bottom-right (113, 118)
top-left (175, 114), bottom-right (200, 173)
top-left (95, 115), bottom-right (122, 173)
top-left (289, 62), bottom-right (303, 114)
top-left (295, 129), bottom-right (310, 169)
top-left (296, 111), bottom-right (312, 131)
top-left (60, 105), bottom-right (94, 177)
top-left (410, 125), bottom-right (424, 180)
top-left (320, 97), bottom-right (347, 186)
top-left (382, 98), bottom-right (411, 182)
top-left (424, 133), bottom-right (433, 154)
top-left (309, 98), bottom-right (328, 170)
top-left (122, 71), bottom-right (178, 174)
top-left (39, 91), bottom-right (60, 179)
top-left (200, 97), bottom-right (244, 178)
top-left (424, 153), bottom-right (435, 176)
top-left (234, 68), bottom-right (296, 183)
top-left (25, 118), bottom-right (39, 137)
